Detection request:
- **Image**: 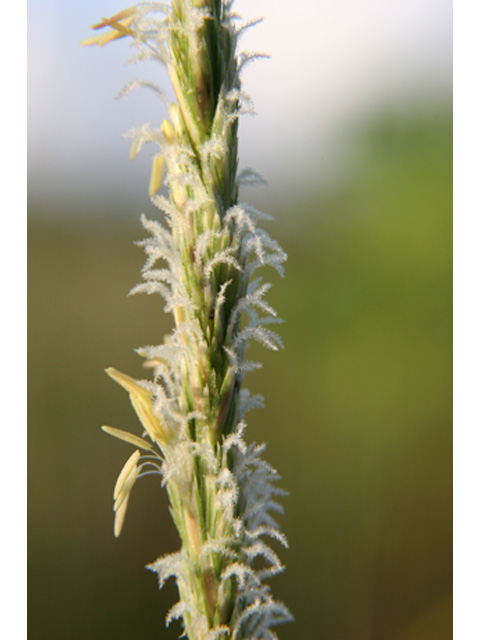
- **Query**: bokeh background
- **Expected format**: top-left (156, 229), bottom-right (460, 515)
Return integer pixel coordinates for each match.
top-left (28, 1), bottom-right (452, 638)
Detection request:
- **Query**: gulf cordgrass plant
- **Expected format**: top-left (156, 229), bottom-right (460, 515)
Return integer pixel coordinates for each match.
top-left (84, 3), bottom-right (291, 638)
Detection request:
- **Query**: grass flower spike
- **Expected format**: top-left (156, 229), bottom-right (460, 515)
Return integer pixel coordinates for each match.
top-left (85, 2), bottom-right (292, 638)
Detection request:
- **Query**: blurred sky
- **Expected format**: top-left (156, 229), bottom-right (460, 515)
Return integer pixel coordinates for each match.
top-left (28, 0), bottom-right (452, 211)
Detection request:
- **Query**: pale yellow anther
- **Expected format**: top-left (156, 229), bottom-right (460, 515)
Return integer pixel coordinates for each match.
top-left (81, 11), bottom-right (135, 47)
top-left (129, 141), bottom-right (138, 161)
top-left (161, 119), bottom-right (175, 144)
top-left (101, 425), bottom-right (154, 451)
top-left (169, 104), bottom-right (183, 137)
top-left (113, 455), bottom-right (141, 537)
top-left (91, 7), bottom-right (136, 30)
top-left (172, 184), bottom-right (187, 211)
top-left (106, 367), bottom-right (173, 447)
top-left (114, 449), bottom-right (141, 500)
top-left (142, 357), bottom-right (167, 369)
top-left (149, 156), bottom-right (165, 198)
top-left (114, 491), bottom-right (132, 538)
top-left (114, 464), bottom-right (140, 511)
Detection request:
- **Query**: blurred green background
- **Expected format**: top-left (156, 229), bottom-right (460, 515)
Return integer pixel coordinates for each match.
top-left (29, 103), bottom-right (451, 639)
